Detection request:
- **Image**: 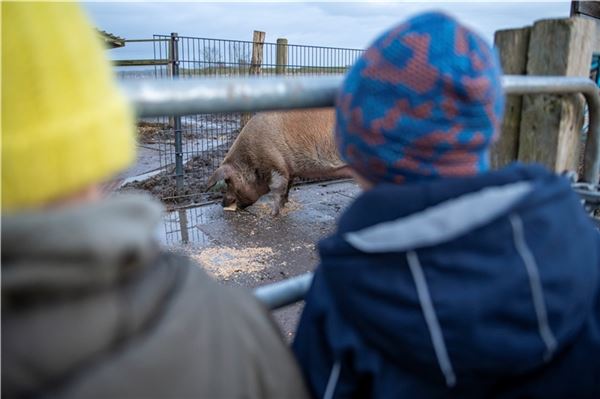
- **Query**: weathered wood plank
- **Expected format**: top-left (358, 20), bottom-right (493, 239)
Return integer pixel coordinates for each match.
top-left (276, 38), bottom-right (288, 75)
top-left (241, 31), bottom-right (266, 129)
top-left (491, 27), bottom-right (531, 169)
top-left (571, 1), bottom-right (600, 52)
top-left (571, 1), bottom-right (600, 19)
top-left (517, 17), bottom-right (595, 174)
top-left (249, 30), bottom-right (266, 76)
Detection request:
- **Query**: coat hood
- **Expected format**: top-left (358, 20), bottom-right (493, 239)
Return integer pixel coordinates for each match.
top-left (315, 164), bottom-right (599, 385)
top-left (2, 194), bottom-right (163, 294)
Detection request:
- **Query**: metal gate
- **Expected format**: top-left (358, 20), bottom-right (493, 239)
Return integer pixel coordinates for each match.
top-left (118, 34), bottom-right (363, 206)
top-left (123, 74), bottom-right (600, 309)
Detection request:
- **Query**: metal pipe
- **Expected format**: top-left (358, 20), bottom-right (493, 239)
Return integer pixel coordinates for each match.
top-left (123, 75), bottom-right (343, 116)
top-left (124, 38), bottom-right (171, 43)
top-left (253, 273), bottom-right (314, 310)
top-left (122, 74), bottom-right (599, 182)
top-left (502, 76), bottom-right (600, 183)
top-left (121, 75), bottom-right (600, 309)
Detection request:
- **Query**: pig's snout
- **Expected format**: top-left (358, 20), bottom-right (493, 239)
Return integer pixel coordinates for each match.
top-left (221, 196), bottom-right (238, 212)
top-left (222, 195), bottom-right (236, 208)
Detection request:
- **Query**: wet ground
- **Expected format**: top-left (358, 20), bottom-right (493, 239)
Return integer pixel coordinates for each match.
top-left (118, 120), bottom-right (361, 338)
top-left (158, 179), bottom-right (361, 339)
top-left (118, 118), bottom-right (238, 205)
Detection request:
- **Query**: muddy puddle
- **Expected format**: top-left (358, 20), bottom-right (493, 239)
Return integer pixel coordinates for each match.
top-left (156, 180), bottom-right (361, 336)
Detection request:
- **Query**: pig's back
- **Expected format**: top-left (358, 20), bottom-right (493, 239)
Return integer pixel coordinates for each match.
top-left (276, 109), bottom-right (345, 174)
top-left (229, 109), bottom-right (345, 177)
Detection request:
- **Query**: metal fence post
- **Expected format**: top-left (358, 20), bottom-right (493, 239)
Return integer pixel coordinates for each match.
top-left (178, 208), bottom-right (189, 244)
top-left (169, 32), bottom-right (184, 193)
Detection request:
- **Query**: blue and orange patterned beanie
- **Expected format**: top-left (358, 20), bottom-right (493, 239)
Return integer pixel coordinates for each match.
top-left (336, 12), bottom-right (504, 184)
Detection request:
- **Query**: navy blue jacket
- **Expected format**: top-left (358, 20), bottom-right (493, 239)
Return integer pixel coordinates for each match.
top-left (293, 164), bottom-right (600, 398)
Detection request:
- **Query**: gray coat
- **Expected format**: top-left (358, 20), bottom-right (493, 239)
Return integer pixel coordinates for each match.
top-left (2, 195), bottom-right (309, 399)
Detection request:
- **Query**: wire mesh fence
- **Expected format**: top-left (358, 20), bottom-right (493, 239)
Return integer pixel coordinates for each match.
top-left (117, 33), bottom-right (363, 207)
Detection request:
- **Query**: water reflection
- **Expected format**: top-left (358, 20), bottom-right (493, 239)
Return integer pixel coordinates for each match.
top-left (159, 204), bottom-right (220, 247)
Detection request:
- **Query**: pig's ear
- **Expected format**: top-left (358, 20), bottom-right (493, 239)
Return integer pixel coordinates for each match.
top-left (206, 165), bottom-right (232, 191)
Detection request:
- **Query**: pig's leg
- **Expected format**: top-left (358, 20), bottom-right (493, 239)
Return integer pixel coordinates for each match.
top-left (269, 171), bottom-right (290, 216)
top-left (283, 178), bottom-right (294, 203)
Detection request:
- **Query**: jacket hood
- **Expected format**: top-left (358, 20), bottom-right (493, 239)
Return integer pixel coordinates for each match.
top-left (1, 194), bottom-right (172, 397)
top-left (317, 164), bottom-right (599, 383)
top-left (2, 194), bottom-right (163, 294)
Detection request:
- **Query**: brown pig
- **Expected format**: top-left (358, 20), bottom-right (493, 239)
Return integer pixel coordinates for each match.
top-left (206, 108), bottom-right (351, 216)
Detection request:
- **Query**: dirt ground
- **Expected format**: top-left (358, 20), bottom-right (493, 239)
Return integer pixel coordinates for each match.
top-left (120, 155), bottom-right (222, 205)
top-left (118, 121), bottom-right (236, 206)
top-left (117, 120), bottom-right (360, 338)
top-left (160, 180), bottom-right (361, 339)
top-left (136, 121), bottom-right (198, 144)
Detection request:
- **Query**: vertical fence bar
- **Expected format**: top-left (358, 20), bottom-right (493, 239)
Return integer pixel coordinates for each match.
top-left (121, 33), bottom-right (364, 206)
top-left (170, 32), bottom-right (184, 193)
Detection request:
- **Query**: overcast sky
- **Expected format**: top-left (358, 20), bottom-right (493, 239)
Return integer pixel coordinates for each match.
top-left (84, 1), bottom-right (572, 60)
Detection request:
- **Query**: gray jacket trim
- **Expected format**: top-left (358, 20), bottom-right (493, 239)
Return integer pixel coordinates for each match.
top-left (322, 361), bottom-right (341, 399)
top-left (407, 251), bottom-right (456, 387)
top-left (509, 214), bottom-right (558, 361)
top-left (345, 181), bottom-right (533, 253)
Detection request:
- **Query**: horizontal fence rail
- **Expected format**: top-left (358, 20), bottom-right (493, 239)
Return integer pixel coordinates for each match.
top-left (116, 35), bottom-right (363, 206)
top-left (122, 75), bottom-right (600, 184)
top-left (120, 74), bottom-right (600, 310)
top-left (254, 273), bottom-right (314, 310)
top-left (124, 75), bottom-right (343, 116)
top-left (502, 76), bottom-right (600, 183)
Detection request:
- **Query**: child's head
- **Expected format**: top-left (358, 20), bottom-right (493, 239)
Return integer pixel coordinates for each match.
top-left (2, 2), bottom-right (136, 212)
top-left (335, 12), bottom-right (504, 187)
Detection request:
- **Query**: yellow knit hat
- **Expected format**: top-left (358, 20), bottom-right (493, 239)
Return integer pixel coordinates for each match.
top-left (2, 2), bottom-right (135, 211)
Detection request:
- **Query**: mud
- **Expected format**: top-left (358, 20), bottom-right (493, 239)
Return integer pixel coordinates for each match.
top-left (160, 180), bottom-right (361, 339)
top-left (120, 119), bottom-right (361, 338)
top-left (119, 155), bottom-right (222, 206)
top-left (137, 121), bottom-right (173, 144)
top-left (137, 121), bottom-right (201, 144)
top-left (118, 116), bottom-right (240, 207)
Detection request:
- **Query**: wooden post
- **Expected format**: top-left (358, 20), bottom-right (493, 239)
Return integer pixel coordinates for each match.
top-left (249, 30), bottom-right (265, 75)
top-left (517, 17), bottom-right (595, 173)
top-left (491, 27), bottom-right (531, 169)
top-left (241, 30), bottom-right (266, 129)
top-left (571, 1), bottom-right (600, 52)
top-left (276, 38), bottom-right (288, 75)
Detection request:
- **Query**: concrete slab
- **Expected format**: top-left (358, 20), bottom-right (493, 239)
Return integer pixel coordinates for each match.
top-left (159, 179), bottom-right (361, 337)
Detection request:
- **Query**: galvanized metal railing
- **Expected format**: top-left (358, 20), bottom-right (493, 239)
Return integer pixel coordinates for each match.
top-left (122, 74), bottom-right (600, 310)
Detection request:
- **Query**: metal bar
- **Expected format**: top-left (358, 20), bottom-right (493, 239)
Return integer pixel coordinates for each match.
top-left (122, 74), bottom-right (599, 183)
top-left (169, 33), bottom-right (184, 193)
top-left (113, 59), bottom-right (170, 67)
top-left (253, 273), bottom-right (314, 310)
top-left (124, 38), bottom-right (171, 43)
top-left (503, 76), bottom-right (600, 183)
top-left (123, 75), bottom-right (343, 115)
top-left (254, 170), bottom-right (600, 311)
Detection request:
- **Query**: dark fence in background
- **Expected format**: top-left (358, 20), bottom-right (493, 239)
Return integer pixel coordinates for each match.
top-left (116, 32), bottom-right (363, 207)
